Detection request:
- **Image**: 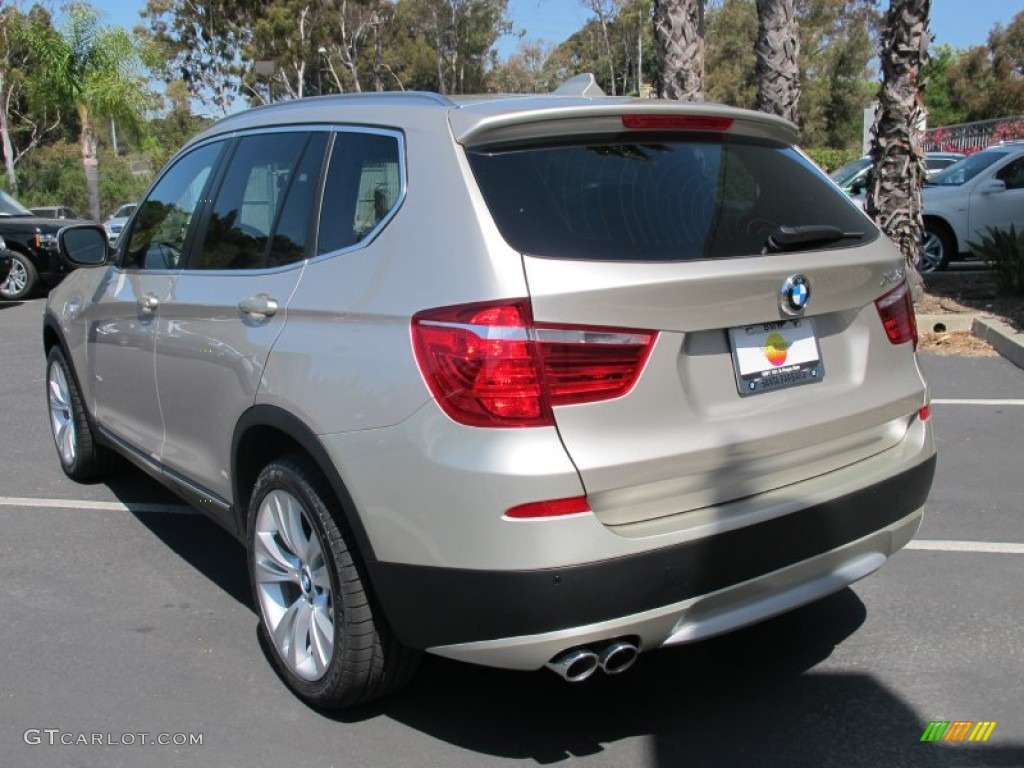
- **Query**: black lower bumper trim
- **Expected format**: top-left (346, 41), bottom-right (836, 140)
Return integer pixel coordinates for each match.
top-left (369, 455), bottom-right (935, 650)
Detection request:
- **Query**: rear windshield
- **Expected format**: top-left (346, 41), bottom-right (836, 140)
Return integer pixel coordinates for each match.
top-left (467, 135), bottom-right (875, 261)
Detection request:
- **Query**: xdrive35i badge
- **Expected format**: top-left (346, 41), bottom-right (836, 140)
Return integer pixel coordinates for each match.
top-left (779, 274), bottom-right (811, 317)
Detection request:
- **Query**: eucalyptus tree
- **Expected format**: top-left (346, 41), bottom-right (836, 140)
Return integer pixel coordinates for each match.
top-left (865, 0), bottom-right (930, 278)
top-left (754, 0), bottom-right (799, 123)
top-left (24, 3), bottom-right (155, 220)
top-left (143, 0), bottom-right (254, 115)
top-left (654, 0), bottom-right (704, 100)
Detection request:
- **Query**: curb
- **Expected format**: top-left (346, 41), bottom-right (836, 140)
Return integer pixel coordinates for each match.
top-left (972, 317), bottom-right (1024, 370)
top-left (917, 313), bottom-right (977, 333)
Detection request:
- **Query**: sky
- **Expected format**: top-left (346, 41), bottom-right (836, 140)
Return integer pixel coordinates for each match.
top-left (84, 0), bottom-right (1024, 59)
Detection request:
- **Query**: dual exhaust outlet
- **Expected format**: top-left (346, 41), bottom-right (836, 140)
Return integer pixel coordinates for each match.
top-left (544, 639), bottom-right (639, 682)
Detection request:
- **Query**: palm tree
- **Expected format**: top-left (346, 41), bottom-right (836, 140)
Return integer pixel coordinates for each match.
top-left (754, 0), bottom-right (799, 123)
top-left (25, 4), bottom-right (154, 221)
top-left (653, 0), bottom-right (704, 100)
top-left (865, 0), bottom-right (930, 282)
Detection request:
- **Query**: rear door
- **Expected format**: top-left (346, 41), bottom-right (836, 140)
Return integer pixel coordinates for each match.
top-left (153, 130), bottom-right (328, 511)
top-left (466, 123), bottom-right (927, 526)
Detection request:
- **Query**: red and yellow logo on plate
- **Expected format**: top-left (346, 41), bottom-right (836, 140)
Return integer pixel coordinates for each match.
top-left (764, 332), bottom-right (789, 367)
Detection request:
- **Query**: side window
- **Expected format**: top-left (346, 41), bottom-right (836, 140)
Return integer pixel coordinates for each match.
top-left (317, 131), bottom-right (402, 255)
top-left (123, 142), bottom-right (223, 270)
top-left (996, 158), bottom-right (1024, 190)
top-left (195, 132), bottom-right (324, 271)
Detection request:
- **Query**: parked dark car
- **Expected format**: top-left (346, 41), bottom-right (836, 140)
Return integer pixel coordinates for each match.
top-left (0, 190), bottom-right (94, 299)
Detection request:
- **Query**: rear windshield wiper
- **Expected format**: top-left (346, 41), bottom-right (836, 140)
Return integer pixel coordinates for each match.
top-left (765, 225), bottom-right (864, 253)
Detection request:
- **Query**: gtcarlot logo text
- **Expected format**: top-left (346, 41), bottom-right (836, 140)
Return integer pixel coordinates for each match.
top-left (24, 729), bottom-right (203, 747)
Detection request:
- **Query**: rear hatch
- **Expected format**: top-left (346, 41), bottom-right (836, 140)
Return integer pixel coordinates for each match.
top-left (456, 103), bottom-right (927, 527)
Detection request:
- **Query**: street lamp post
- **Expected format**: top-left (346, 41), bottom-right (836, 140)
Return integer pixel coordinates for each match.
top-left (318, 47), bottom-right (327, 95)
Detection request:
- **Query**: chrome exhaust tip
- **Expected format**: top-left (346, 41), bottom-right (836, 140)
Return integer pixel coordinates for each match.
top-left (545, 648), bottom-right (600, 682)
top-left (598, 640), bottom-right (639, 675)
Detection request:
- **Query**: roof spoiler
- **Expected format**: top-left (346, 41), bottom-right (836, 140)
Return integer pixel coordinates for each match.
top-left (552, 73), bottom-right (606, 98)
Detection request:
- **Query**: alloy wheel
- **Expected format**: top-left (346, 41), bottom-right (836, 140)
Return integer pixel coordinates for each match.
top-left (252, 489), bottom-right (335, 681)
top-left (48, 361), bottom-right (76, 466)
top-left (918, 232), bottom-right (944, 273)
top-left (1, 258), bottom-right (27, 297)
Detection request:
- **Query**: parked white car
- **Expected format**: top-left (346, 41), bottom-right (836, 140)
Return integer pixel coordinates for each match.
top-left (921, 143), bottom-right (1024, 271)
top-left (103, 202), bottom-right (138, 245)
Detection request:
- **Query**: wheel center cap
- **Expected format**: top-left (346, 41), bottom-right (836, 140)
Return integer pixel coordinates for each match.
top-left (299, 568), bottom-right (313, 595)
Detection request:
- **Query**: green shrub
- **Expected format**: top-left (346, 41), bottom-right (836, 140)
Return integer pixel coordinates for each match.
top-left (804, 147), bottom-right (863, 173)
top-left (968, 225), bottom-right (1024, 296)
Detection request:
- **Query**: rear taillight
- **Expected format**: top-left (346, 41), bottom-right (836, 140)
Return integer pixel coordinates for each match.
top-left (411, 300), bottom-right (656, 428)
top-left (875, 281), bottom-right (918, 349)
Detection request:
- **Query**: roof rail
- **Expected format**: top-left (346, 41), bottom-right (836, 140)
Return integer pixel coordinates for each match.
top-left (552, 73), bottom-right (606, 98)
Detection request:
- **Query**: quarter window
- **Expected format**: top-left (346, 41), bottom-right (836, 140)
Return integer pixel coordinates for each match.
top-left (317, 132), bottom-right (401, 255)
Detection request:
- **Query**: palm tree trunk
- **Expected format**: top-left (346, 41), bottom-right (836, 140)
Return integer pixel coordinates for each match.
top-left (78, 105), bottom-right (101, 222)
top-left (755, 0), bottom-right (800, 123)
top-left (865, 0), bottom-right (930, 289)
top-left (653, 0), bottom-right (704, 101)
top-left (1, 76), bottom-right (18, 194)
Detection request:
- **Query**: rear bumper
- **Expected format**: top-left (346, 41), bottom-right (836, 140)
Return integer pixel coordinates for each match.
top-left (369, 454), bottom-right (934, 663)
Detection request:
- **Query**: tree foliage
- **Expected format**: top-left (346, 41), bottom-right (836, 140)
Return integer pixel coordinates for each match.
top-left (923, 11), bottom-right (1024, 125)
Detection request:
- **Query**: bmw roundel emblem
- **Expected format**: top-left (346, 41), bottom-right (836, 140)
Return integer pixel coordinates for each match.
top-left (779, 274), bottom-right (811, 317)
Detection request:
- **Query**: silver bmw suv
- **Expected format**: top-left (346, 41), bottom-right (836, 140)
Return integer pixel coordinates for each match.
top-left (43, 76), bottom-right (935, 709)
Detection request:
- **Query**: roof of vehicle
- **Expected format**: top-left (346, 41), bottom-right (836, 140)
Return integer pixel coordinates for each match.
top-left (186, 74), bottom-right (799, 152)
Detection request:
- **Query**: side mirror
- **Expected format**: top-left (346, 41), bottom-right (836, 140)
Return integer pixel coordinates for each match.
top-left (980, 179), bottom-right (1007, 195)
top-left (58, 224), bottom-right (110, 266)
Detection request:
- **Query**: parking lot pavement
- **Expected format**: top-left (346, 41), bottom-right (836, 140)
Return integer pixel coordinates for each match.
top-left (2, 297), bottom-right (1022, 767)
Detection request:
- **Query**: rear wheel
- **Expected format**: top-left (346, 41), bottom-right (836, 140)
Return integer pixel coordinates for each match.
top-left (918, 221), bottom-right (953, 273)
top-left (248, 455), bottom-right (419, 709)
top-left (46, 346), bottom-right (114, 480)
top-left (0, 252), bottom-right (37, 300)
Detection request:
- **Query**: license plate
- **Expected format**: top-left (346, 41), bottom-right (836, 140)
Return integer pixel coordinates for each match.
top-left (728, 319), bottom-right (824, 397)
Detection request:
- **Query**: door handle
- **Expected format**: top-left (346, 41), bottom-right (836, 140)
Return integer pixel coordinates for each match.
top-left (238, 294), bottom-right (279, 319)
top-left (138, 293), bottom-right (160, 313)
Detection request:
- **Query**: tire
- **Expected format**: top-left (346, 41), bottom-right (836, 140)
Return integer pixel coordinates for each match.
top-left (46, 346), bottom-right (114, 481)
top-left (918, 221), bottom-right (953, 273)
top-left (247, 455), bottom-right (419, 709)
top-left (0, 251), bottom-right (38, 300)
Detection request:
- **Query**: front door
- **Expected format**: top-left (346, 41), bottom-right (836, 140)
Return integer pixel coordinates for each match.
top-left (91, 141), bottom-right (224, 459)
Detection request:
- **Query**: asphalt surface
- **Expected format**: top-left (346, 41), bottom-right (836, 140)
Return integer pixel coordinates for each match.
top-left (2, 296), bottom-right (1022, 768)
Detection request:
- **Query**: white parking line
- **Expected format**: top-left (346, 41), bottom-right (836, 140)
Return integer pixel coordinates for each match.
top-left (906, 540), bottom-right (1024, 554)
top-left (932, 399), bottom-right (1024, 406)
top-left (0, 496), bottom-right (195, 514)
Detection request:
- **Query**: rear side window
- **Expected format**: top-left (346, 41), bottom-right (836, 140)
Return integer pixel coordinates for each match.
top-left (467, 136), bottom-right (875, 261)
top-left (317, 131), bottom-right (402, 255)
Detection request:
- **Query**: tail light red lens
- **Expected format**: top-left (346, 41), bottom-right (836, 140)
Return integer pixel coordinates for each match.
top-left (411, 300), bottom-right (656, 428)
top-left (875, 281), bottom-right (918, 349)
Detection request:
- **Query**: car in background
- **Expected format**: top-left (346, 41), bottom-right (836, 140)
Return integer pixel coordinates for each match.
top-left (44, 79), bottom-right (935, 709)
top-left (30, 205), bottom-right (79, 220)
top-left (831, 151), bottom-right (964, 199)
top-left (0, 190), bottom-right (95, 299)
top-left (921, 142), bottom-right (1024, 271)
top-left (103, 202), bottom-right (137, 245)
